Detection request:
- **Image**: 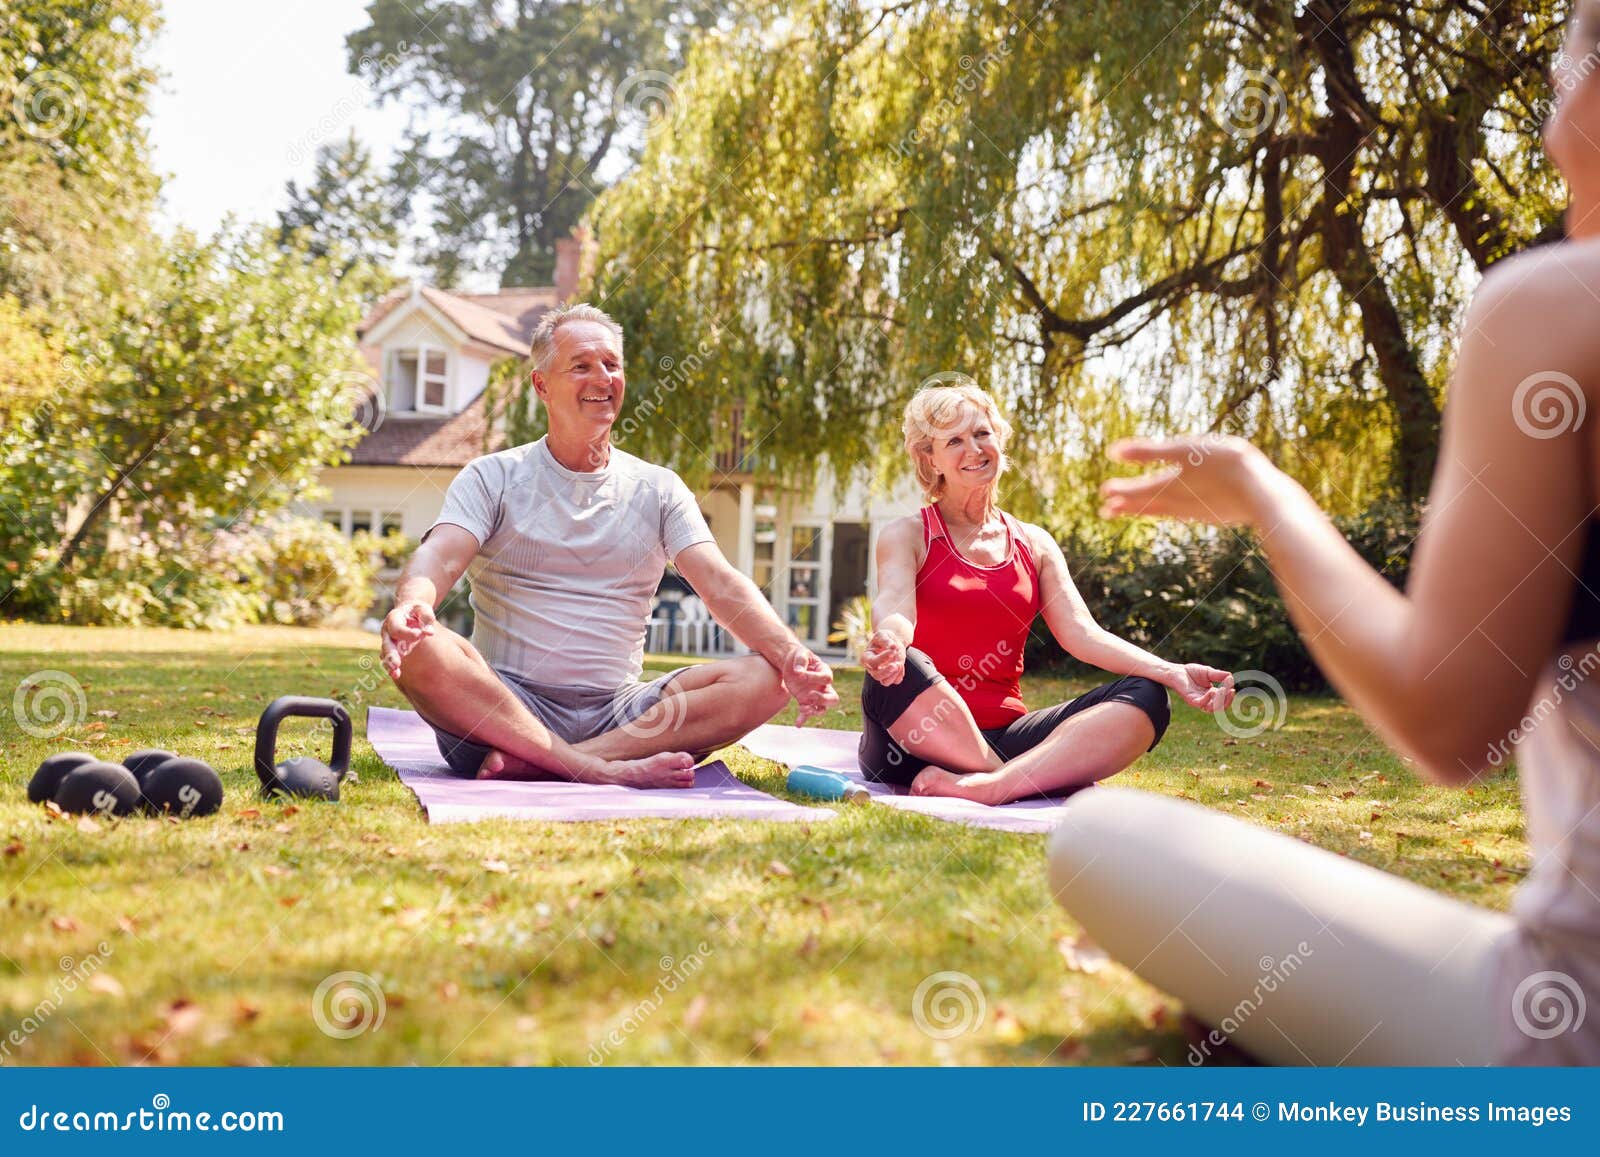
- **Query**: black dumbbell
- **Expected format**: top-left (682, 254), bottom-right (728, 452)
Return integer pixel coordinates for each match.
top-left (140, 757), bottom-right (224, 818)
top-left (123, 748), bottom-right (179, 785)
top-left (28, 752), bottom-right (97, 804)
top-left (54, 761), bottom-right (142, 816)
top-left (254, 696), bottom-right (352, 801)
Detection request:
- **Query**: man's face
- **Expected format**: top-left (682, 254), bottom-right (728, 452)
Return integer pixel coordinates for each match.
top-left (532, 321), bottom-right (626, 442)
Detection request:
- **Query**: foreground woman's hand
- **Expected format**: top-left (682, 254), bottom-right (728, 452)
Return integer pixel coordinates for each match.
top-left (861, 629), bottom-right (907, 686)
top-left (1099, 435), bottom-right (1286, 527)
top-left (1165, 662), bottom-right (1237, 712)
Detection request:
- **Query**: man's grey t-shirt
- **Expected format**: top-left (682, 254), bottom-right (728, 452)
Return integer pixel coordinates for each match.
top-left (426, 437), bottom-right (714, 690)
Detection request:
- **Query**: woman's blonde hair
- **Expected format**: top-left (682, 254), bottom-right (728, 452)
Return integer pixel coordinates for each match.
top-left (902, 380), bottom-right (1013, 502)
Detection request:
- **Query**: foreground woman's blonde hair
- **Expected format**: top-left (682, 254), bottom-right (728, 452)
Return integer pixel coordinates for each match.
top-left (902, 380), bottom-right (1014, 502)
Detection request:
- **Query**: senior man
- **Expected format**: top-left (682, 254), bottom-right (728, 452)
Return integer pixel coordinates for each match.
top-left (381, 303), bottom-right (837, 788)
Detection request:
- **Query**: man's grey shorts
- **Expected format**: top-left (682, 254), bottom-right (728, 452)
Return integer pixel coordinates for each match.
top-left (431, 666), bottom-right (691, 777)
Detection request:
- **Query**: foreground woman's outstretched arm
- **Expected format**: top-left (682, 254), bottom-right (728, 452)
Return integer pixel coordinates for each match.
top-left (1100, 246), bottom-right (1598, 782)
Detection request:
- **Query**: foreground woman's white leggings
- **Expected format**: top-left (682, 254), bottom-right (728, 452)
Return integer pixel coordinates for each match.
top-left (1046, 787), bottom-right (1512, 1065)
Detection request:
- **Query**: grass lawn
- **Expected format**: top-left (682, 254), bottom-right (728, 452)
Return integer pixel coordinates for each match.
top-left (0, 624), bottom-right (1527, 1066)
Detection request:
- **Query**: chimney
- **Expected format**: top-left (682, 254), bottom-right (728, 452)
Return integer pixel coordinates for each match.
top-left (553, 226), bottom-right (594, 303)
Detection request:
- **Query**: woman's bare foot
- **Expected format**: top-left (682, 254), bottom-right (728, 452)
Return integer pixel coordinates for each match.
top-left (478, 749), bottom-right (696, 788)
top-left (910, 765), bottom-right (1008, 806)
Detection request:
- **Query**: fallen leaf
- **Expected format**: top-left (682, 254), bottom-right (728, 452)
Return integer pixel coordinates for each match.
top-left (992, 1007), bottom-right (1025, 1044)
top-left (93, 710), bottom-right (118, 719)
top-left (1253, 779), bottom-right (1271, 789)
top-left (116, 915), bottom-right (138, 935)
top-left (88, 974), bottom-right (125, 997)
top-left (481, 858), bottom-right (510, 874)
top-left (1052, 1038), bottom-right (1088, 1062)
top-left (237, 809), bottom-right (261, 820)
top-left (75, 816), bottom-right (101, 834)
top-left (4, 841), bottom-right (24, 857)
top-left (800, 1005), bottom-right (825, 1024)
top-left (1057, 934), bottom-right (1109, 974)
top-left (683, 994), bottom-right (708, 1030)
top-left (360, 833), bottom-right (382, 844)
top-left (278, 896), bottom-right (299, 908)
top-left (163, 1000), bottom-right (204, 1037)
top-left (798, 933), bottom-right (818, 958)
top-left (749, 1029), bottom-right (771, 1054)
top-left (765, 860), bottom-right (793, 878)
top-left (395, 907), bottom-right (429, 929)
top-left (1124, 1045), bottom-right (1157, 1064)
top-left (50, 915), bottom-right (79, 933)
top-left (234, 1001), bottom-right (261, 1024)
top-left (438, 981), bottom-right (460, 1002)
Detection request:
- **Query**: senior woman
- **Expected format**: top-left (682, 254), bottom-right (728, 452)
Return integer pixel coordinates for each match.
top-left (858, 381), bottom-right (1237, 804)
top-left (1045, 8), bottom-right (1600, 1065)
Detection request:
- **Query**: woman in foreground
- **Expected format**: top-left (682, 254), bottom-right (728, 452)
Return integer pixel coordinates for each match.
top-left (1051, 14), bottom-right (1600, 1065)
top-left (857, 382), bottom-right (1236, 804)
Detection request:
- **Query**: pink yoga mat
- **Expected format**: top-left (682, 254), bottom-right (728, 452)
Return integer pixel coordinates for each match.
top-left (367, 707), bottom-right (835, 825)
top-left (737, 723), bottom-right (1081, 834)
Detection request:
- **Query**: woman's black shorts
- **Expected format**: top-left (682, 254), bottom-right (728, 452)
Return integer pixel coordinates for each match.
top-left (858, 646), bottom-right (1171, 787)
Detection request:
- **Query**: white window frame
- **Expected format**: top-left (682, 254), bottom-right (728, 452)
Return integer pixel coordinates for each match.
top-left (783, 521), bottom-right (826, 644)
top-left (417, 344), bottom-right (450, 412)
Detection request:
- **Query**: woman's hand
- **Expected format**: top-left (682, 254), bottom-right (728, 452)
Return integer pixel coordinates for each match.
top-left (1099, 435), bottom-right (1285, 527)
top-left (861, 628), bottom-right (907, 686)
top-left (1164, 662), bottom-right (1237, 712)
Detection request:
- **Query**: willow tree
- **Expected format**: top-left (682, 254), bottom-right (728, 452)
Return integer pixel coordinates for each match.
top-left (584, 0), bottom-right (1566, 526)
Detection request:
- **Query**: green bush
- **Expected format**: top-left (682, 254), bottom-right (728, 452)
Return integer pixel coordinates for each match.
top-left (1028, 500), bottom-right (1422, 691)
top-left (28, 515), bottom-right (376, 629)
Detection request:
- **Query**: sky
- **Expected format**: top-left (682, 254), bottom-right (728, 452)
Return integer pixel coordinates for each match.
top-left (145, 0), bottom-right (411, 239)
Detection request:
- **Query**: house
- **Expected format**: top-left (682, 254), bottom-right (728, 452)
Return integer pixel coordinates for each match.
top-left (306, 235), bottom-right (922, 655)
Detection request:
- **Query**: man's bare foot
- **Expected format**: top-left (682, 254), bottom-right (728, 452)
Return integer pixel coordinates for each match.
top-left (477, 750), bottom-right (550, 781)
top-left (583, 751), bottom-right (696, 789)
top-left (476, 748), bottom-right (695, 788)
top-left (910, 765), bottom-right (1006, 806)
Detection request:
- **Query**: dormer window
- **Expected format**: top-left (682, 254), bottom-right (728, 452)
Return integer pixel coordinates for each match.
top-left (387, 345), bottom-right (450, 413)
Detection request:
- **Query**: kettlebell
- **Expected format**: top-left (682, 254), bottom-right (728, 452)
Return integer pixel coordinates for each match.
top-left (254, 696), bottom-right (352, 801)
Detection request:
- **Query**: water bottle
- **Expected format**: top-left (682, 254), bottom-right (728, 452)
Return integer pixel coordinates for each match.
top-left (786, 765), bottom-right (872, 804)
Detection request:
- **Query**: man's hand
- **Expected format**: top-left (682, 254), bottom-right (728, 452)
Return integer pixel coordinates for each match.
top-left (861, 628), bottom-right (907, 686)
top-left (381, 600), bottom-right (437, 681)
top-left (783, 645), bottom-right (840, 726)
top-left (1164, 662), bottom-right (1236, 712)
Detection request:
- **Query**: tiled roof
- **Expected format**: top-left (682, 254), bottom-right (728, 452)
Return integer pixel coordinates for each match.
top-left (346, 282), bottom-right (555, 467)
top-left (346, 389), bottom-right (510, 468)
top-left (355, 284), bottom-right (557, 357)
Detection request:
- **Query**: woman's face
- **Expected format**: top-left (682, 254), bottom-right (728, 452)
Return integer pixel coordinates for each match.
top-left (925, 405), bottom-right (1001, 493)
top-left (1546, 2), bottom-right (1600, 204)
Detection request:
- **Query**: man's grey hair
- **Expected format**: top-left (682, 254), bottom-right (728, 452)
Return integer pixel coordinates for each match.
top-left (530, 302), bottom-right (625, 371)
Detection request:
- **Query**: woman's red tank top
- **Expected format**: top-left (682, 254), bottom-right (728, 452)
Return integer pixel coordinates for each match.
top-left (910, 504), bottom-right (1040, 729)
